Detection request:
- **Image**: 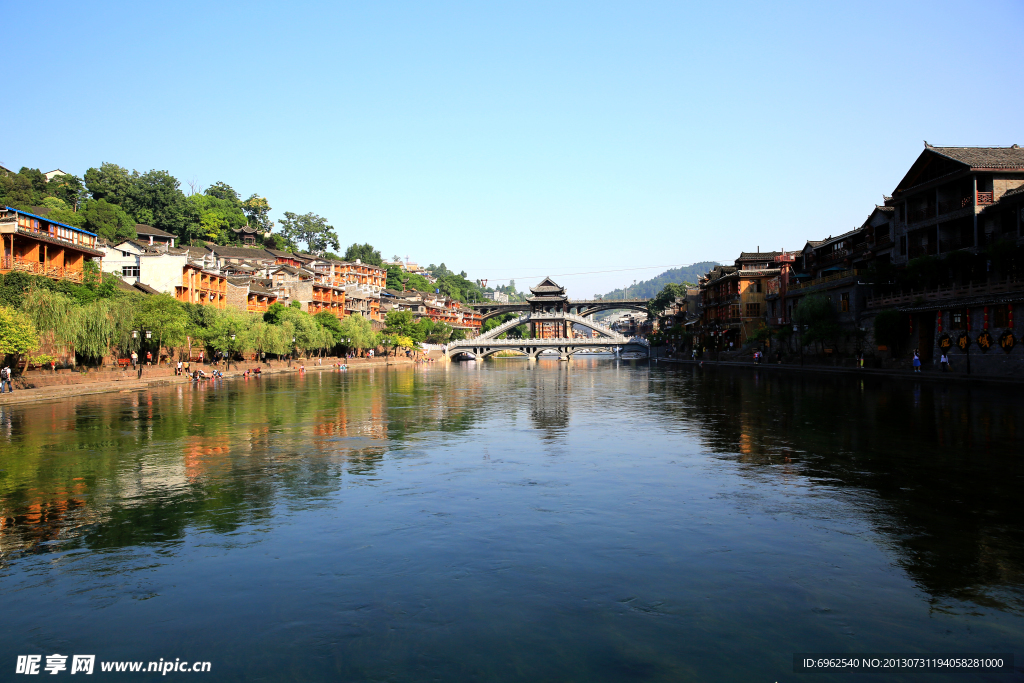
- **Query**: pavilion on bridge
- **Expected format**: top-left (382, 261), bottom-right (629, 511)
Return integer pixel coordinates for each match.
top-left (528, 277), bottom-right (570, 338)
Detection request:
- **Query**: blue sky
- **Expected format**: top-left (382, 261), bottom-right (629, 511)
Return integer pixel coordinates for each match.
top-left (5, 1), bottom-right (1023, 297)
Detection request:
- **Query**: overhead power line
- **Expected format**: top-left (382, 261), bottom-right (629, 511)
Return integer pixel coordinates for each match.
top-left (477, 261), bottom-right (728, 283)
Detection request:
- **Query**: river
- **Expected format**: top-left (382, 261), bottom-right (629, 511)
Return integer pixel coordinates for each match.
top-left (1, 360), bottom-right (1021, 681)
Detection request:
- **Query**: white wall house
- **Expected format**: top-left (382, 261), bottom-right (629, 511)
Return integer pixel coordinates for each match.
top-left (99, 242), bottom-right (144, 282)
top-left (98, 241), bottom-right (188, 293)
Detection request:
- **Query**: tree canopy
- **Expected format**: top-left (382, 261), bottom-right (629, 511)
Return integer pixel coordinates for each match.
top-left (279, 212), bottom-right (340, 255)
top-left (343, 243), bottom-right (384, 266)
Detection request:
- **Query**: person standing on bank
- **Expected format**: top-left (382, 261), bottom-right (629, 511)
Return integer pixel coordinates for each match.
top-left (940, 352), bottom-right (950, 372)
top-left (0, 365), bottom-right (12, 393)
top-left (913, 350), bottom-right (922, 373)
top-left (131, 351), bottom-right (138, 368)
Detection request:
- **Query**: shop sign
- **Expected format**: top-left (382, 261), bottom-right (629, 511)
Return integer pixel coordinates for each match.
top-left (977, 330), bottom-right (993, 352)
top-left (999, 330), bottom-right (1016, 354)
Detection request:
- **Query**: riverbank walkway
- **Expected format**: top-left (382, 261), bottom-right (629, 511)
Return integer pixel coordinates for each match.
top-left (0, 353), bottom-right (440, 407)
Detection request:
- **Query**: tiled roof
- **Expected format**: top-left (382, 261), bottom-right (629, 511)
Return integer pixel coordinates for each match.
top-left (737, 251), bottom-right (782, 259)
top-left (134, 282), bottom-right (161, 295)
top-left (114, 278), bottom-right (137, 293)
top-left (13, 227), bottom-right (104, 257)
top-left (813, 228), bottom-right (861, 247)
top-left (209, 244), bottom-right (274, 260)
top-left (927, 145), bottom-right (1024, 169)
top-left (135, 223), bottom-right (176, 238)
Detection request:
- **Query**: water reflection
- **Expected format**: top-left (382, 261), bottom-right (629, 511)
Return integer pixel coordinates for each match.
top-left (1, 361), bottom-right (1022, 681)
top-left (652, 366), bottom-right (1024, 613)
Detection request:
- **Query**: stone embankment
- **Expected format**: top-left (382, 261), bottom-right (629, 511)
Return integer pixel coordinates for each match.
top-left (0, 352), bottom-right (443, 407)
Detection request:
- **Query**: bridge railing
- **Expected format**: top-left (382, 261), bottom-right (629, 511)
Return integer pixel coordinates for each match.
top-left (448, 336), bottom-right (649, 349)
top-left (530, 311), bottom-right (624, 339)
top-left (477, 314), bottom-right (530, 340)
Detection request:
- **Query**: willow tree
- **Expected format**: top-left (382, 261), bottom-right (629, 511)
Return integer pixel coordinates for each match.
top-left (22, 289), bottom-right (139, 362)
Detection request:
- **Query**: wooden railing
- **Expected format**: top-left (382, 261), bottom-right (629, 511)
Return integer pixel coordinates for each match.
top-left (976, 191), bottom-right (994, 205)
top-left (867, 277), bottom-right (1024, 308)
top-left (1, 257), bottom-right (84, 282)
top-left (791, 269), bottom-right (860, 290)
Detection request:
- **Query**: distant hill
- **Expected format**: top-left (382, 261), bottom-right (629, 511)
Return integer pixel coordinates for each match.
top-left (597, 261), bottom-right (719, 301)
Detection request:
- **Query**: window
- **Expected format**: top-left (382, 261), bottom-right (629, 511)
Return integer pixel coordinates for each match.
top-left (745, 303), bottom-right (761, 317)
top-left (840, 293), bottom-right (849, 313)
top-left (992, 305), bottom-right (1009, 328)
top-left (122, 266), bottom-right (140, 278)
top-left (729, 304), bottom-right (740, 319)
top-left (951, 311), bottom-right (967, 330)
top-left (899, 235), bottom-right (907, 256)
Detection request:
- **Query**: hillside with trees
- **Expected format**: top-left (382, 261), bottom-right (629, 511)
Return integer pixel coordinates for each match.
top-left (597, 262), bottom-right (718, 300)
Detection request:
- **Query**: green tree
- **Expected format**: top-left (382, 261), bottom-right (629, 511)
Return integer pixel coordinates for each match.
top-left (41, 198), bottom-right (86, 229)
top-left (279, 212), bottom-right (340, 255)
top-left (647, 282), bottom-right (689, 317)
top-left (384, 309), bottom-right (417, 338)
top-left (134, 294), bottom-right (187, 355)
top-left (793, 293), bottom-right (840, 352)
top-left (337, 313), bottom-right (377, 350)
top-left (263, 302), bottom-right (287, 324)
top-left (84, 163), bottom-right (134, 204)
top-left (242, 194), bottom-right (274, 235)
top-left (186, 193), bottom-right (247, 244)
top-left (83, 199), bottom-right (137, 243)
top-left (204, 182), bottom-right (241, 205)
top-left (125, 169), bottom-right (190, 237)
top-left (48, 174), bottom-right (87, 210)
top-left (342, 243), bottom-right (383, 266)
top-left (263, 233), bottom-right (290, 251)
top-left (0, 306), bottom-right (41, 366)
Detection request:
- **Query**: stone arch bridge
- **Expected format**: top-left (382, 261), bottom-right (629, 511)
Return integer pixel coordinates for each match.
top-left (446, 311), bottom-right (650, 361)
top-left (472, 298), bottom-right (650, 324)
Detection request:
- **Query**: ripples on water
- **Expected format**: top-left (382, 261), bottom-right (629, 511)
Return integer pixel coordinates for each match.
top-left (0, 360), bottom-right (1021, 681)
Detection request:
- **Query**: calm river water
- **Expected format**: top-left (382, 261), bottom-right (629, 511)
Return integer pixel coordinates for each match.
top-left (1, 360), bottom-right (1022, 681)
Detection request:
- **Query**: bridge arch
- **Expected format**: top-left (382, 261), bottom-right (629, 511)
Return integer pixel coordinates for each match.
top-left (575, 302), bottom-right (650, 317)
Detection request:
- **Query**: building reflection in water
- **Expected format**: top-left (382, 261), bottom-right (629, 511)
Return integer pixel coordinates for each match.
top-left (650, 366), bottom-right (1024, 613)
top-left (1, 363), bottom-right (1022, 617)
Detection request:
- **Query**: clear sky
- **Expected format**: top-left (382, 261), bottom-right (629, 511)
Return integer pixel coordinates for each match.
top-left (5, 1), bottom-right (1023, 297)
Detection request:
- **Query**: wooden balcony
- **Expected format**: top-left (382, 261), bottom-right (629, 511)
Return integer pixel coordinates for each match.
top-left (1, 257), bottom-right (84, 283)
top-left (866, 277), bottom-right (1024, 309)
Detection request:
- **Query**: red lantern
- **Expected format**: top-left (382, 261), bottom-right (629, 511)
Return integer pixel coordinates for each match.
top-left (937, 310), bottom-right (943, 333)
